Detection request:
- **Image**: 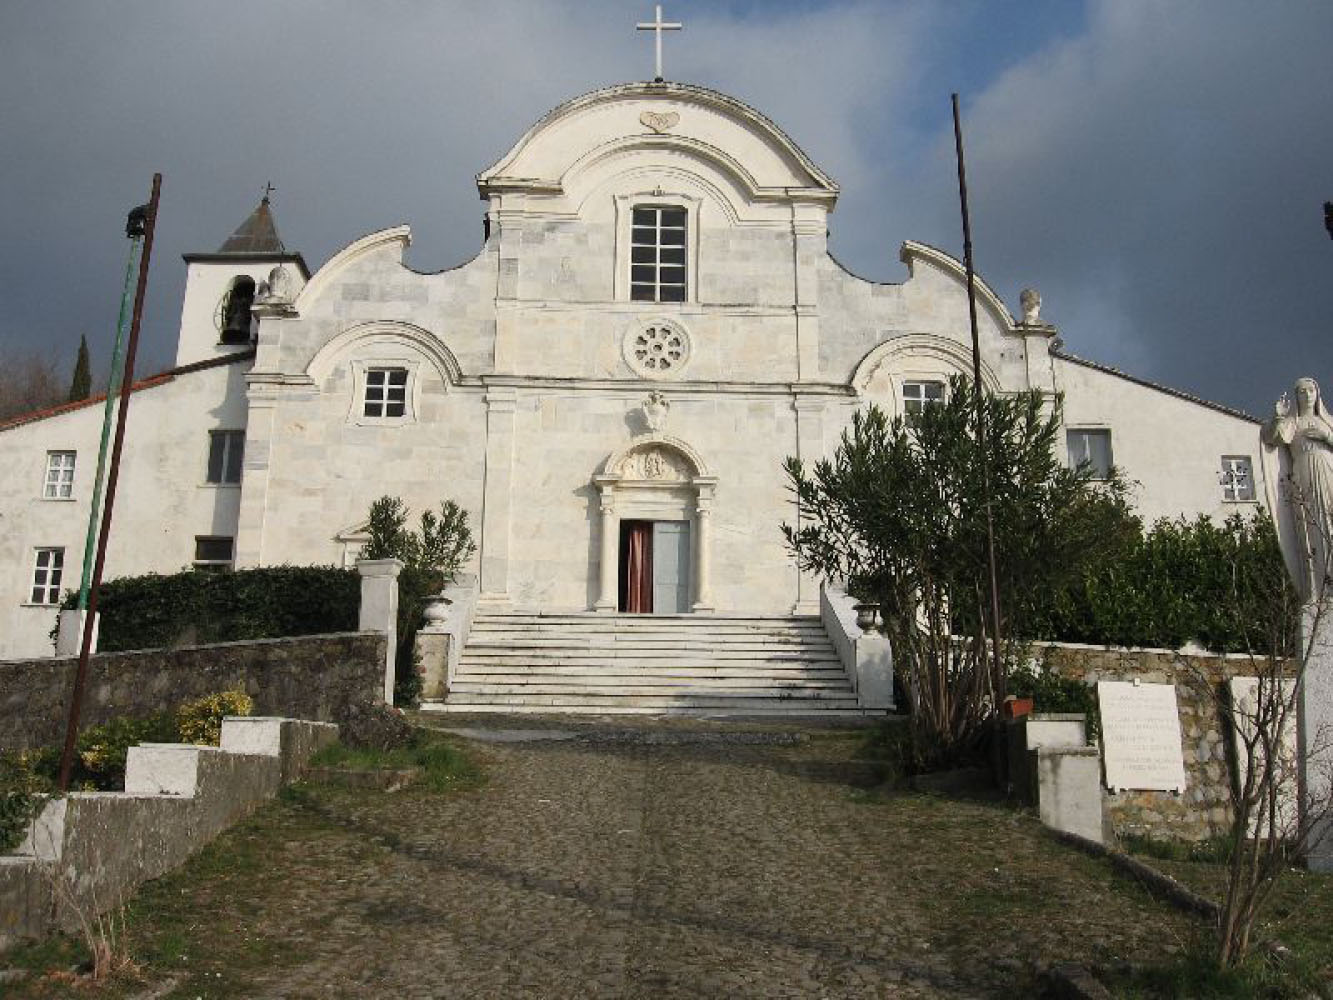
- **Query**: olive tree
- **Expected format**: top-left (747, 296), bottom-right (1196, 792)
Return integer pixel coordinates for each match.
top-left (783, 376), bottom-right (1136, 768)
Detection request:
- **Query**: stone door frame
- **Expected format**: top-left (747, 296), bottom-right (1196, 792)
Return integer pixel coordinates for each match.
top-left (592, 434), bottom-right (717, 613)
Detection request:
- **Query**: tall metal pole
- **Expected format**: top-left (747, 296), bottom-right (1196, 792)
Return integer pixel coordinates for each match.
top-left (78, 238), bottom-right (141, 608)
top-left (951, 95), bottom-right (1007, 703)
top-left (59, 174), bottom-right (161, 790)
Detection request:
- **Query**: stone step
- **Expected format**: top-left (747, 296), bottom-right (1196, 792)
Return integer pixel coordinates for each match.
top-left (467, 629), bottom-right (831, 642)
top-left (472, 614), bottom-right (821, 624)
top-left (450, 682), bottom-right (853, 697)
top-left (429, 698), bottom-right (863, 714)
top-left (452, 673), bottom-right (852, 687)
top-left (458, 666), bottom-right (847, 682)
top-left (463, 642), bottom-right (826, 658)
top-left (469, 626), bottom-right (830, 641)
top-left (461, 649), bottom-right (838, 663)
top-left (421, 703), bottom-right (877, 717)
top-left (452, 612), bottom-right (863, 716)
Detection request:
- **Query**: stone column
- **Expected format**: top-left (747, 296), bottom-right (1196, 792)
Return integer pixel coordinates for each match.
top-left (1301, 601), bottom-right (1333, 871)
top-left (692, 479), bottom-right (717, 612)
top-left (790, 204), bottom-right (825, 381)
top-left (479, 389), bottom-right (517, 604)
top-left (234, 376), bottom-right (281, 568)
top-left (55, 609), bottom-right (98, 657)
top-left (791, 397), bottom-right (825, 615)
top-left (593, 476), bottom-right (618, 612)
top-left (358, 558), bottom-right (402, 704)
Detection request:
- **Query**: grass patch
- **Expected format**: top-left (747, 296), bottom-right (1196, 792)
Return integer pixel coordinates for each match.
top-left (856, 718), bottom-right (912, 787)
top-left (1104, 942), bottom-right (1330, 998)
top-left (309, 729), bottom-right (479, 792)
top-left (1121, 832), bottom-right (1235, 865)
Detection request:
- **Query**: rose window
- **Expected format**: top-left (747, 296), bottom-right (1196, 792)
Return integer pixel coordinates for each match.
top-left (625, 321), bottom-right (691, 379)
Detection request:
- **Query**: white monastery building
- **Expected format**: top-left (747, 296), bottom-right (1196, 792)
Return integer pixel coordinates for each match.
top-left (0, 77), bottom-right (1266, 665)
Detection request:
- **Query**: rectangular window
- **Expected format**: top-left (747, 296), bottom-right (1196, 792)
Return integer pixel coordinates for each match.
top-left (1221, 455), bottom-right (1256, 502)
top-left (31, 548), bottom-right (64, 604)
top-left (630, 206), bottom-right (687, 303)
top-left (206, 431), bottom-right (245, 484)
top-left (43, 451), bottom-right (76, 499)
top-left (363, 368), bottom-right (408, 419)
top-left (193, 536), bottom-right (234, 573)
top-left (902, 380), bottom-right (945, 416)
top-left (1067, 428), bottom-right (1113, 480)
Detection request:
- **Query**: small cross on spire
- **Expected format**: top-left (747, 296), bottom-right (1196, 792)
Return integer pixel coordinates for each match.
top-left (262, 181), bottom-right (277, 204)
top-left (637, 4), bottom-right (682, 83)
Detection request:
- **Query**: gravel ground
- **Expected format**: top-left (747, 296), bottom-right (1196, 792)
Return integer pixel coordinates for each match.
top-left (9, 714), bottom-right (1205, 999)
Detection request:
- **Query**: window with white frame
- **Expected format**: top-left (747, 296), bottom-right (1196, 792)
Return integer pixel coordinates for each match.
top-left (630, 206), bottom-right (687, 302)
top-left (31, 547), bottom-right (64, 604)
top-left (1221, 455), bottom-right (1256, 502)
top-left (902, 380), bottom-right (945, 416)
top-left (43, 451), bottom-right (76, 499)
top-left (206, 431), bottom-right (244, 484)
top-left (193, 536), bottom-right (234, 573)
top-left (1066, 428), bottom-right (1113, 480)
top-left (363, 367), bottom-right (408, 419)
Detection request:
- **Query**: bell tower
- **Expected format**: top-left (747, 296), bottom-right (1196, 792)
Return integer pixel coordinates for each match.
top-left (175, 195), bottom-right (308, 368)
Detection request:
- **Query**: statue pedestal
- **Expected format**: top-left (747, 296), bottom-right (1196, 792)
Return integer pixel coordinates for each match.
top-left (1301, 601), bottom-right (1333, 872)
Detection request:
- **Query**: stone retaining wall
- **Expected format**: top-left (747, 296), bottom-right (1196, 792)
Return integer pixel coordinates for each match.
top-left (1, 717), bottom-right (337, 949)
top-left (0, 632), bottom-right (385, 752)
top-left (1034, 643), bottom-right (1278, 843)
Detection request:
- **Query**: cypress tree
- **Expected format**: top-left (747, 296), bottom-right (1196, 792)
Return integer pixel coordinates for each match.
top-left (68, 335), bottom-right (91, 401)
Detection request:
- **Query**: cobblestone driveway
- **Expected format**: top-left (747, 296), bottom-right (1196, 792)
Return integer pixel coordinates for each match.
top-left (119, 716), bottom-right (1199, 999)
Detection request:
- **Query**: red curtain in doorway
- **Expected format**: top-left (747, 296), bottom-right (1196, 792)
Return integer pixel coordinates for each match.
top-left (625, 523), bottom-right (654, 613)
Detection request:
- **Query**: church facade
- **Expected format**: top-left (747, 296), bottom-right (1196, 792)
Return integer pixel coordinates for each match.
top-left (0, 81), bottom-right (1266, 659)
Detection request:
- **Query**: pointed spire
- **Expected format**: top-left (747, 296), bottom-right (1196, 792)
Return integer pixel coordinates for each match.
top-left (218, 195), bottom-right (286, 254)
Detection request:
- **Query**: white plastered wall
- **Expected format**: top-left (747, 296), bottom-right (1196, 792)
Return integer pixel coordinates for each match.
top-left (0, 361), bottom-right (248, 658)
top-left (1055, 357), bottom-right (1265, 525)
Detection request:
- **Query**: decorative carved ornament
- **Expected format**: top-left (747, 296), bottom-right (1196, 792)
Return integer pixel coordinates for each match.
top-left (620, 445), bottom-right (690, 482)
top-left (640, 110), bottom-right (680, 134)
top-left (642, 391), bottom-right (670, 432)
top-left (624, 319), bottom-right (691, 380)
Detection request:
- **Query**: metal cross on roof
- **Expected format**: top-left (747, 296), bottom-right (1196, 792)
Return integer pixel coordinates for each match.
top-left (263, 181), bottom-right (277, 203)
top-left (637, 4), bottom-right (682, 83)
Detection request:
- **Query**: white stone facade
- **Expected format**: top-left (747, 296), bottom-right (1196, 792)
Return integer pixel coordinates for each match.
top-left (0, 81), bottom-right (1267, 658)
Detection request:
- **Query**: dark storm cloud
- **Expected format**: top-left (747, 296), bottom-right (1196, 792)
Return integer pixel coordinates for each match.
top-left (0, 1), bottom-right (1327, 417)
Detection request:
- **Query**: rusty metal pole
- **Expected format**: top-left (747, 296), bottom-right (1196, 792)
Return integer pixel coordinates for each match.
top-left (951, 95), bottom-right (1007, 704)
top-left (58, 174), bottom-right (161, 790)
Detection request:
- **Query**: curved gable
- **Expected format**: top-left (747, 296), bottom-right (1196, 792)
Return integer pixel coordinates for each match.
top-left (478, 82), bottom-right (838, 205)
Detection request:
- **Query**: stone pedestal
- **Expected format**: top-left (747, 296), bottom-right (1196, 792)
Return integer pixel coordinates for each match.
top-left (417, 629), bottom-right (451, 701)
top-left (357, 559), bottom-right (402, 704)
top-left (55, 610), bottom-right (98, 657)
top-left (1301, 602), bottom-right (1333, 871)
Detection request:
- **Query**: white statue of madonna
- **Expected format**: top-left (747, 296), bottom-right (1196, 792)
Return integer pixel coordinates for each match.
top-left (1262, 377), bottom-right (1333, 601)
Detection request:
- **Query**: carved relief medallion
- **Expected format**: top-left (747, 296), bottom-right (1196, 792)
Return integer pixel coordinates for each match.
top-left (622, 446), bottom-right (688, 481)
top-left (640, 110), bottom-right (680, 134)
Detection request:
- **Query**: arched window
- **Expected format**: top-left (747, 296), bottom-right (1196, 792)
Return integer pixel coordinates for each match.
top-left (219, 276), bottom-right (256, 344)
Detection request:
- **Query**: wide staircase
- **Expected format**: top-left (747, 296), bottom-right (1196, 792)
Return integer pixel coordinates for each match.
top-left (435, 612), bottom-right (870, 716)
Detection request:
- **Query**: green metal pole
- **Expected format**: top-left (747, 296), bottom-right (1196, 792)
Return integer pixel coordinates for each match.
top-left (77, 237), bottom-right (141, 608)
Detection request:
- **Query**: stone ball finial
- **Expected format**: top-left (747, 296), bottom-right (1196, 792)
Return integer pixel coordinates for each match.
top-left (1019, 288), bottom-right (1042, 325)
top-left (258, 265), bottom-right (294, 303)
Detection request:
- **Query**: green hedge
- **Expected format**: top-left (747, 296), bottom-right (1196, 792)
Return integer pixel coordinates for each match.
top-left (61, 565), bottom-right (361, 652)
top-left (1023, 512), bottom-right (1295, 655)
top-left (59, 563), bottom-right (437, 708)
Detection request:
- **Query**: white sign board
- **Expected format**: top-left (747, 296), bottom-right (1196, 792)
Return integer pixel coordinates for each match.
top-left (1228, 676), bottom-right (1299, 836)
top-left (1097, 681), bottom-right (1187, 793)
